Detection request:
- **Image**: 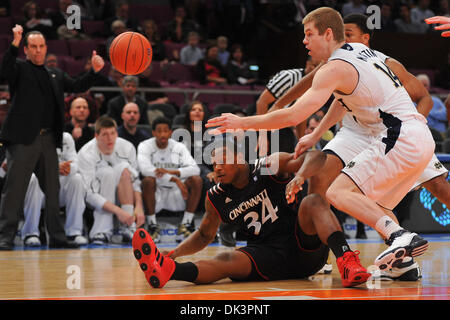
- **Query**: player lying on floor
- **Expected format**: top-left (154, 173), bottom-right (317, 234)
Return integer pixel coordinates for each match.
top-left (132, 138), bottom-right (371, 289)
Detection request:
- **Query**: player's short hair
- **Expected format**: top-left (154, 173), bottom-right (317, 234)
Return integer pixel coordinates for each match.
top-left (152, 116), bottom-right (172, 131)
top-left (24, 30), bottom-right (46, 47)
top-left (344, 13), bottom-right (374, 38)
top-left (95, 115), bottom-right (117, 134)
top-left (302, 7), bottom-right (345, 42)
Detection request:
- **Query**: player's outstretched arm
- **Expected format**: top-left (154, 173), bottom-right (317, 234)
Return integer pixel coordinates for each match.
top-left (168, 198), bottom-right (221, 259)
top-left (268, 61), bottom-right (325, 114)
top-left (385, 58), bottom-right (433, 117)
top-left (206, 62), bottom-right (344, 134)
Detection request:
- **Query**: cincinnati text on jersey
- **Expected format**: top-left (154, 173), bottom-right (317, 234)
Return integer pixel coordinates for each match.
top-left (228, 189), bottom-right (269, 221)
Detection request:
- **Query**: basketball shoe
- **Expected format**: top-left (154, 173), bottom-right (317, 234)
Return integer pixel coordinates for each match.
top-left (336, 250), bottom-right (371, 287)
top-left (316, 255), bottom-right (333, 274)
top-left (132, 228), bottom-right (175, 288)
top-left (375, 230), bottom-right (428, 270)
top-left (372, 257), bottom-right (422, 281)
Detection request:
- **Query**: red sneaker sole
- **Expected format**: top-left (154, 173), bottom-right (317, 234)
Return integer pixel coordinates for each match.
top-left (342, 271), bottom-right (371, 288)
top-left (132, 228), bottom-right (167, 288)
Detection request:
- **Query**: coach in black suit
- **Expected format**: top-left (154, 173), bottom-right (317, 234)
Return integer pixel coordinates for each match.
top-left (0, 25), bottom-right (105, 250)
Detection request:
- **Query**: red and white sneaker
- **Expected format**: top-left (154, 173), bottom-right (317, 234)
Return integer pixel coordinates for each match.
top-left (132, 228), bottom-right (175, 288)
top-left (337, 250), bottom-right (371, 287)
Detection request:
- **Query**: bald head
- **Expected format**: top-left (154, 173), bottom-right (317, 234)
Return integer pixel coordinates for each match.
top-left (121, 102), bottom-right (140, 129)
top-left (70, 97), bottom-right (90, 123)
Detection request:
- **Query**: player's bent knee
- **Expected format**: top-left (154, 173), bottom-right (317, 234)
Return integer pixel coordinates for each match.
top-left (186, 175), bottom-right (203, 189)
top-left (141, 176), bottom-right (156, 190)
top-left (120, 168), bottom-right (132, 181)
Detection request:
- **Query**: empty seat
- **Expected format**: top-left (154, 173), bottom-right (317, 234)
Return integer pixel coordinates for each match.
top-left (64, 58), bottom-right (86, 77)
top-left (166, 62), bottom-right (194, 83)
top-left (68, 39), bottom-right (99, 59)
top-left (81, 21), bottom-right (105, 37)
top-left (46, 39), bottom-right (70, 56)
top-left (163, 41), bottom-right (185, 61)
top-left (0, 17), bottom-right (13, 35)
top-left (148, 61), bottom-right (165, 83)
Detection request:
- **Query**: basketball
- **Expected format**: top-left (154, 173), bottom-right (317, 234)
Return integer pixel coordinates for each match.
top-left (109, 31), bottom-right (153, 75)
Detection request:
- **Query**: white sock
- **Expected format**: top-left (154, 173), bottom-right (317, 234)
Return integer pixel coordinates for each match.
top-left (147, 214), bottom-right (157, 225)
top-left (182, 211), bottom-right (195, 225)
top-left (375, 216), bottom-right (403, 240)
top-left (121, 204), bottom-right (134, 216)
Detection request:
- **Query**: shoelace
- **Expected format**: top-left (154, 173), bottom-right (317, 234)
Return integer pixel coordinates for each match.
top-left (343, 250), bottom-right (361, 264)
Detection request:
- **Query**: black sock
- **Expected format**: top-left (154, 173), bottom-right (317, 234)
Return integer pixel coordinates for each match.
top-left (327, 231), bottom-right (351, 258)
top-left (170, 261), bottom-right (199, 282)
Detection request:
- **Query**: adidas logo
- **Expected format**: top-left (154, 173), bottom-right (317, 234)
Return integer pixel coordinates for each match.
top-left (385, 220), bottom-right (392, 227)
top-left (225, 197), bottom-right (232, 203)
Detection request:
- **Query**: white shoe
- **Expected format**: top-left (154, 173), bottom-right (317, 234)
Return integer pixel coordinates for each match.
top-left (68, 235), bottom-right (88, 245)
top-left (316, 263), bottom-right (333, 274)
top-left (371, 257), bottom-right (422, 281)
top-left (375, 230), bottom-right (428, 270)
top-left (24, 235), bottom-right (41, 247)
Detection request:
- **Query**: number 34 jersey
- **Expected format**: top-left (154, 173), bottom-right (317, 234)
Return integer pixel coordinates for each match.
top-left (207, 158), bottom-right (298, 246)
top-left (329, 42), bottom-right (426, 136)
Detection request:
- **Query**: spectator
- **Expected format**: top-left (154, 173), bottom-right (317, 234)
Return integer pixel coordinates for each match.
top-left (107, 75), bottom-right (149, 126)
top-left (21, 133), bottom-right (88, 247)
top-left (411, 0), bottom-right (435, 32)
top-left (417, 74), bottom-right (448, 134)
top-left (305, 114), bottom-right (334, 150)
top-left (106, 20), bottom-right (128, 59)
top-left (0, 0), bottom-right (9, 17)
top-left (78, 116), bottom-right (145, 244)
top-left (217, 36), bottom-right (230, 66)
top-left (341, 0), bottom-right (367, 18)
top-left (436, 0), bottom-right (450, 16)
top-left (165, 5), bottom-right (200, 43)
top-left (379, 3), bottom-right (397, 32)
top-left (137, 64), bottom-right (171, 105)
top-left (50, 0), bottom-right (89, 40)
top-left (118, 102), bottom-right (151, 151)
top-left (21, 1), bottom-right (55, 40)
top-left (141, 19), bottom-right (168, 65)
top-left (435, 52), bottom-right (450, 89)
top-left (138, 116), bottom-right (202, 244)
top-left (64, 97), bottom-right (95, 151)
top-left (180, 31), bottom-right (204, 66)
top-left (103, 0), bottom-right (138, 37)
top-left (225, 44), bottom-right (258, 85)
top-left (45, 53), bottom-right (59, 69)
top-left (195, 44), bottom-right (228, 86)
top-left (83, 0), bottom-right (115, 21)
top-left (395, 4), bottom-right (429, 33)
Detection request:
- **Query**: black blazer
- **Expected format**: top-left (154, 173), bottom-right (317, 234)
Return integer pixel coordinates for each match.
top-left (0, 44), bottom-right (99, 148)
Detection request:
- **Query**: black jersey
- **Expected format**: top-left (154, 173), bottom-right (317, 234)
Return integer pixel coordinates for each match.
top-left (207, 158), bottom-right (298, 246)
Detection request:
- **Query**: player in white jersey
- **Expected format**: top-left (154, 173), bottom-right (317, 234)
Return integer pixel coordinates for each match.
top-left (206, 7), bottom-right (434, 271)
top-left (20, 133), bottom-right (88, 246)
top-left (138, 117), bottom-right (202, 243)
top-left (78, 116), bottom-right (145, 245)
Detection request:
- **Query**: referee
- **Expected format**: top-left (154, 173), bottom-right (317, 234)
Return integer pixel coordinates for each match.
top-left (256, 57), bottom-right (320, 156)
top-left (0, 25), bottom-right (104, 250)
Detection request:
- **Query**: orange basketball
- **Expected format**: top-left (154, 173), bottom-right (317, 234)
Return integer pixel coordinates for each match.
top-left (109, 31), bottom-right (153, 75)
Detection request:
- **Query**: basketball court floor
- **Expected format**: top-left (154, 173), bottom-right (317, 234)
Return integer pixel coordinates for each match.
top-left (0, 234), bottom-right (449, 301)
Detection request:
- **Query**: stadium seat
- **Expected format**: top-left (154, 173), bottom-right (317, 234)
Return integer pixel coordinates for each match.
top-left (163, 41), bottom-right (185, 61)
top-left (0, 17), bottom-right (13, 35)
top-left (166, 62), bottom-right (194, 83)
top-left (67, 39), bottom-right (99, 59)
top-left (46, 39), bottom-right (70, 56)
top-left (64, 58), bottom-right (86, 77)
top-left (81, 21), bottom-right (105, 37)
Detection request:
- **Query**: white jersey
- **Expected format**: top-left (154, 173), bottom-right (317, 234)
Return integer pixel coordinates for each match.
top-left (329, 43), bottom-right (424, 137)
top-left (78, 137), bottom-right (141, 210)
top-left (137, 138), bottom-right (200, 187)
top-left (59, 132), bottom-right (79, 176)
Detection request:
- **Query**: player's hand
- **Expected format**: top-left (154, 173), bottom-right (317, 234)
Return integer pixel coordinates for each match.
top-left (256, 131), bottom-right (269, 157)
top-left (91, 50), bottom-right (105, 72)
top-left (59, 161), bottom-right (72, 176)
top-left (116, 209), bottom-right (135, 226)
top-left (12, 24), bottom-right (23, 47)
top-left (134, 207), bottom-right (145, 228)
top-left (175, 179), bottom-right (188, 200)
top-left (294, 133), bottom-right (318, 159)
top-left (425, 16), bottom-right (450, 37)
top-left (154, 168), bottom-right (169, 178)
top-left (205, 113), bottom-right (243, 135)
top-left (285, 175), bottom-right (305, 204)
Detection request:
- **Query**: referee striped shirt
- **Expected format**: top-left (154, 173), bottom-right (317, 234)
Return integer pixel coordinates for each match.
top-left (266, 68), bottom-right (304, 107)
